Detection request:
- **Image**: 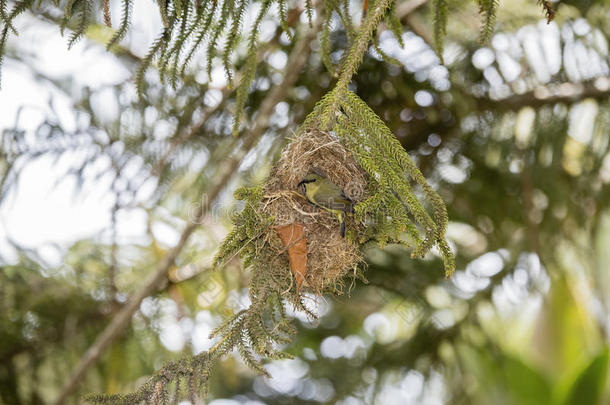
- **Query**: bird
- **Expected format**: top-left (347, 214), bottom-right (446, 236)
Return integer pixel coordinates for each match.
top-left (297, 170), bottom-right (354, 237)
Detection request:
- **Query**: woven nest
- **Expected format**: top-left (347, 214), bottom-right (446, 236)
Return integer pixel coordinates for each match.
top-left (260, 130), bottom-right (369, 294)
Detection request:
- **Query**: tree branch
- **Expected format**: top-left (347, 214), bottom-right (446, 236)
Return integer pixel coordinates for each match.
top-left (52, 15), bottom-right (321, 405)
top-left (395, 0), bottom-right (428, 18)
top-left (475, 81), bottom-right (610, 111)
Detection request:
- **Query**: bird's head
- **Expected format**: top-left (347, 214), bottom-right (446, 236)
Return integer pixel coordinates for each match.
top-left (297, 171), bottom-right (325, 194)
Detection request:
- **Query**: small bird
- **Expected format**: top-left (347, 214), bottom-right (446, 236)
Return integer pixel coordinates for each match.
top-left (297, 170), bottom-right (354, 237)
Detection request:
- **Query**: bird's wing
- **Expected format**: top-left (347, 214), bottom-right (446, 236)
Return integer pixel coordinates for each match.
top-left (314, 185), bottom-right (353, 212)
top-left (340, 191), bottom-right (355, 213)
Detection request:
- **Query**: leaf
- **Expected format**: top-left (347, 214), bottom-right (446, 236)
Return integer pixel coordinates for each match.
top-left (557, 350), bottom-right (609, 405)
top-left (274, 223), bottom-right (307, 294)
top-left (458, 344), bottom-right (552, 405)
top-left (502, 355), bottom-right (552, 405)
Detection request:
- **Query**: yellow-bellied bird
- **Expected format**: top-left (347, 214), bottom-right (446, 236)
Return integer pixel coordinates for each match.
top-left (297, 171), bottom-right (354, 237)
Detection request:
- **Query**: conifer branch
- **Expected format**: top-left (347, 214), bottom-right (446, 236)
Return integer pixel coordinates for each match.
top-left (232, 0), bottom-right (273, 134)
top-left (0, 0), bottom-right (35, 88)
top-left (0, 0), bottom-right (315, 105)
top-left (103, 0), bottom-right (111, 27)
top-left (106, 0), bottom-right (132, 50)
top-left (431, 0), bottom-right (447, 59)
top-left (156, 5), bottom-right (306, 169)
top-left (67, 0), bottom-right (91, 48)
top-left (537, 0), bottom-right (555, 23)
top-left (335, 0), bottom-right (394, 92)
top-left (478, 0), bottom-right (499, 43)
top-left (317, 0), bottom-right (394, 130)
top-left (320, 0), bottom-right (337, 76)
top-left (53, 17), bottom-right (319, 405)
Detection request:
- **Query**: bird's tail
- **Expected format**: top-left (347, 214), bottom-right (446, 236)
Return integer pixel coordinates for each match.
top-left (340, 213), bottom-right (346, 237)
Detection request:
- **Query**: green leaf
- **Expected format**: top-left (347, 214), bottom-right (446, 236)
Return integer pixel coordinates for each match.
top-left (558, 350), bottom-right (609, 405)
top-left (458, 344), bottom-right (552, 405)
top-left (502, 355), bottom-right (552, 405)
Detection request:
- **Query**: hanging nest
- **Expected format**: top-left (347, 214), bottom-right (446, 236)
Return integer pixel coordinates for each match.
top-left (209, 91), bottom-right (455, 386)
top-left (215, 101), bottom-right (455, 302)
top-left (260, 129), bottom-right (370, 294)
